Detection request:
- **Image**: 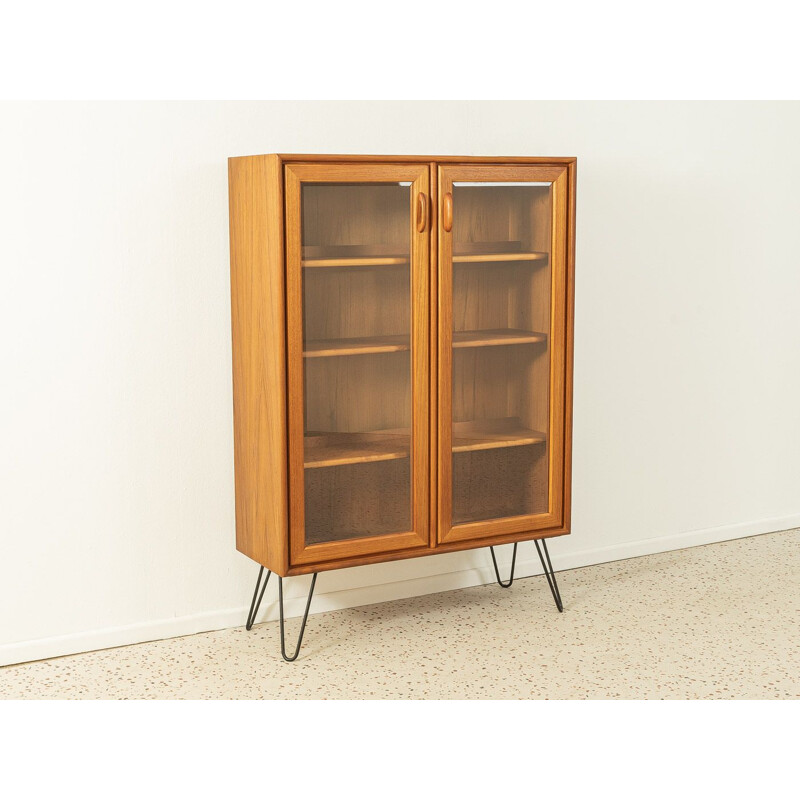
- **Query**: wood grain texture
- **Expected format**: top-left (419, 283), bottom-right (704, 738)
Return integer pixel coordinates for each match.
top-left (562, 160), bottom-right (577, 533)
top-left (428, 162), bottom-right (438, 546)
top-left (228, 154), bottom-right (288, 575)
top-left (436, 166), bottom-right (455, 542)
top-left (452, 417), bottom-right (547, 452)
top-left (452, 329), bottom-right (547, 349)
top-left (304, 459), bottom-right (410, 545)
top-left (303, 256), bottom-right (409, 267)
top-left (302, 243), bottom-right (409, 266)
top-left (453, 447), bottom-right (548, 525)
top-left (303, 351), bottom-right (410, 432)
top-left (546, 168), bottom-right (570, 525)
top-left (304, 430), bottom-right (410, 468)
top-left (302, 243), bottom-right (406, 258)
top-left (303, 334), bottom-right (410, 358)
top-left (285, 526), bottom-right (570, 576)
top-left (302, 264), bottom-right (409, 345)
top-left (228, 154), bottom-right (575, 577)
top-left (453, 251), bottom-right (547, 263)
top-left (284, 163), bottom-right (430, 568)
top-left (301, 241), bottom-right (548, 266)
top-left (278, 154), bottom-right (577, 165)
top-left (437, 163), bottom-right (572, 545)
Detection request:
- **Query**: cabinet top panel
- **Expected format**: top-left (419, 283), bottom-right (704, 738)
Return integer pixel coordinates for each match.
top-left (229, 153), bottom-right (576, 165)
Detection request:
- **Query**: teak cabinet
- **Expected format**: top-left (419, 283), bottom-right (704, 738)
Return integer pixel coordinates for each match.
top-left (228, 154), bottom-right (576, 580)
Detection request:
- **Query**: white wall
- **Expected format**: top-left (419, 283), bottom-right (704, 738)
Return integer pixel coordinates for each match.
top-left (2, 101), bottom-right (799, 666)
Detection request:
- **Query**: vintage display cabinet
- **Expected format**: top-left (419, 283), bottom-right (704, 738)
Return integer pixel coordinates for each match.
top-left (228, 154), bottom-right (576, 659)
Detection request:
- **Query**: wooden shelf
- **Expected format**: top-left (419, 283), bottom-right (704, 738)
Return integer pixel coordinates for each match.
top-left (303, 329), bottom-right (544, 358)
top-left (453, 329), bottom-right (547, 349)
top-left (453, 241), bottom-right (548, 264)
top-left (452, 417), bottom-right (546, 453)
top-left (304, 335), bottom-right (410, 358)
top-left (302, 244), bottom-right (409, 268)
top-left (304, 430), bottom-right (410, 469)
top-left (304, 256), bottom-right (409, 268)
top-left (301, 242), bottom-right (547, 267)
top-left (453, 252), bottom-right (548, 264)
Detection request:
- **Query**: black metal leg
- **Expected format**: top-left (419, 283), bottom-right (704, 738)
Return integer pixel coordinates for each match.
top-left (245, 566), bottom-right (272, 631)
top-left (279, 574), bottom-right (318, 662)
top-left (488, 540), bottom-right (564, 611)
top-left (245, 566), bottom-right (319, 661)
top-left (489, 543), bottom-right (518, 588)
top-left (534, 539), bottom-right (564, 612)
top-left (247, 541), bottom-right (560, 661)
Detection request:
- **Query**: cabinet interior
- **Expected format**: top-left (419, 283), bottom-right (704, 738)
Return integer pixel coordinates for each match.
top-left (296, 179), bottom-right (554, 542)
top-left (301, 184), bottom-right (413, 544)
top-left (450, 184), bottom-right (552, 524)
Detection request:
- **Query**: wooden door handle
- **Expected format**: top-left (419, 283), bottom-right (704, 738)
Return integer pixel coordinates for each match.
top-left (443, 192), bottom-right (453, 232)
top-left (416, 192), bottom-right (428, 233)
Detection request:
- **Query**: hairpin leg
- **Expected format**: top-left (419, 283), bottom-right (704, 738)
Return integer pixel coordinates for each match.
top-left (489, 543), bottom-right (518, 588)
top-left (488, 540), bottom-right (564, 611)
top-left (244, 567), bottom-right (318, 661)
top-left (245, 565), bottom-right (271, 630)
top-left (279, 574), bottom-right (317, 662)
top-left (534, 538), bottom-right (564, 612)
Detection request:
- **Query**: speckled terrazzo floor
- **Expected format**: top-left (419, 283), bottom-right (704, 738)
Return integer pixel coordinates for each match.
top-left (2, 530), bottom-right (798, 699)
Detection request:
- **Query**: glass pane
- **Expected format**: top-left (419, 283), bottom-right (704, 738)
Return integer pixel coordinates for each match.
top-left (450, 182), bottom-right (552, 525)
top-left (301, 183), bottom-right (412, 546)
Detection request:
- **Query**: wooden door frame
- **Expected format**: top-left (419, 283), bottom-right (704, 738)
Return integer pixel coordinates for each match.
top-left (436, 163), bottom-right (573, 545)
top-left (284, 163), bottom-right (431, 568)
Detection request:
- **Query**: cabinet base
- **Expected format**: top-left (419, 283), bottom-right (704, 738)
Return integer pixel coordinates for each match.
top-left (244, 540), bottom-right (563, 661)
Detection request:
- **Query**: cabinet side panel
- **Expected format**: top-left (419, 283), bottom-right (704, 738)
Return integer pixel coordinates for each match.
top-left (228, 155), bottom-right (288, 575)
top-left (563, 160), bottom-right (576, 532)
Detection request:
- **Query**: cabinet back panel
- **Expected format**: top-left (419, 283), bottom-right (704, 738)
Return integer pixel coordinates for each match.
top-left (304, 351), bottom-right (411, 434)
top-left (453, 186), bottom-right (550, 249)
top-left (303, 266), bottom-right (410, 341)
top-left (450, 185), bottom-right (553, 438)
top-left (452, 345), bottom-right (549, 431)
top-left (452, 446), bottom-right (548, 525)
top-left (302, 184), bottom-right (409, 248)
top-left (305, 460), bottom-right (411, 545)
top-left (453, 261), bottom-right (554, 335)
top-left (527, 188), bottom-right (553, 333)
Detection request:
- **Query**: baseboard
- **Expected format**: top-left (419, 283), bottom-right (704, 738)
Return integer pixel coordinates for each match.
top-left (2, 513), bottom-right (798, 668)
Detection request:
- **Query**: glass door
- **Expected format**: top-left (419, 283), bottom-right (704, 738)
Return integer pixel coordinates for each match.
top-left (437, 165), bottom-right (570, 544)
top-left (284, 164), bottom-right (430, 566)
